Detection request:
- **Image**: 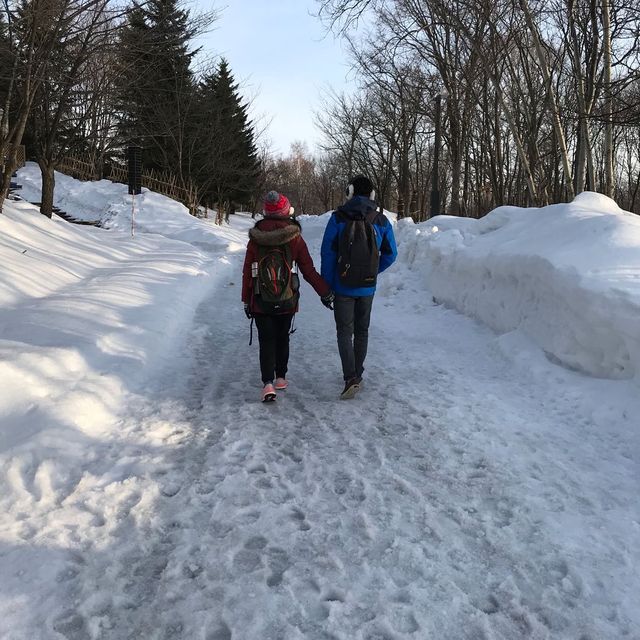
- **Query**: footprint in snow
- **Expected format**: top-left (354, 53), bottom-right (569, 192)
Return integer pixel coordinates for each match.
top-left (389, 607), bottom-right (420, 634)
top-left (228, 442), bottom-right (253, 464)
top-left (266, 547), bottom-right (292, 588)
top-left (333, 471), bottom-right (351, 495)
top-left (195, 473), bottom-right (225, 495)
top-left (210, 520), bottom-right (234, 539)
top-left (206, 621), bottom-right (232, 640)
top-left (289, 507), bottom-right (311, 531)
top-left (55, 566), bottom-right (80, 583)
top-left (232, 541), bottom-right (264, 574)
top-left (232, 549), bottom-right (262, 573)
top-left (244, 535), bottom-right (268, 550)
top-left (160, 481), bottom-right (182, 497)
top-left (322, 587), bottom-right (346, 603)
top-left (52, 610), bottom-right (87, 640)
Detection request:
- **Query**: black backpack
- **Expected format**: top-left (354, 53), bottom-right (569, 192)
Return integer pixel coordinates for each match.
top-left (336, 209), bottom-right (380, 288)
top-left (252, 242), bottom-right (299, 314)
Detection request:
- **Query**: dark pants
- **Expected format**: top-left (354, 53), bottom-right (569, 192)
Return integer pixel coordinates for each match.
top-left (333, 294), bottom-right (374, 381)
top-left (254, 313), bottom-right (294, 384)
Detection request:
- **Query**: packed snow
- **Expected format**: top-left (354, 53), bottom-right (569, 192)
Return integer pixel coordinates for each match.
top-left (0, 165), bottom-right (638, 639)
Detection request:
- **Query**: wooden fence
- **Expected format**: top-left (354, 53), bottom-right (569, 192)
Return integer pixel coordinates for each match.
top-left (58, 153), bottom-right (98, 181)
top-left (58, 153), bottom-right (199, 215)
top-left (109, 162), bottom-right (199, 215)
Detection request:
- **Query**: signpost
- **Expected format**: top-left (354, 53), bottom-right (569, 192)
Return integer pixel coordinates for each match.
top-left (127, 146), bottom-right (142, 236)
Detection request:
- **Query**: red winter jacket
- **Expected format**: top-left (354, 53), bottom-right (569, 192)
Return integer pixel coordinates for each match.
top-left (242, 216), bottom-right (330, 314)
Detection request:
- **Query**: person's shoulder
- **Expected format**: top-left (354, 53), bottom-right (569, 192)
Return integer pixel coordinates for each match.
top-left (292, 228), bottom-right (306, 242)
top-left (291, 233), bottom-right (311, 259)
top-left (324, 210), bottom-right (341, 226)
top-left (373, 210), bottom-right (390, 227)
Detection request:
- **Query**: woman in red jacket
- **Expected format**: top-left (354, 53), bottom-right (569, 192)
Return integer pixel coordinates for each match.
top-left (242, 191), bottom-right (334, 402)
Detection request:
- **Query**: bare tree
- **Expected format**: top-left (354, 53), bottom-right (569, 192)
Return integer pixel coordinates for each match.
top-left (316, 88), bottom-right (367, 178)
top-left (1, 0), bottom-right (97, 208)
top-left (602, 0), bottom-right (613, 196)
top-left (28, 0), bottom-right (120, 216)
top-left (345, 25), bottom-right (431, 216)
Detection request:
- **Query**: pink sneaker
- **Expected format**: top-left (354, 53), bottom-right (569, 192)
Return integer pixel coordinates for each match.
top-left (261, 383), bottom-right (276, 402)
top-left (274, 377), bottom-right (288, 390)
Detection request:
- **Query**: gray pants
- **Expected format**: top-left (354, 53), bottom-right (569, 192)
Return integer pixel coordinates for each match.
top-left (333, 294), bottom-right (374, 381)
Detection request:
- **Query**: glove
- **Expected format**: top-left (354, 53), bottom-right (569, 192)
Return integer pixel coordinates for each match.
top-left (243, 303), bottom-right (252, 319)
top-left (321, 291), bottom-right (335, 310)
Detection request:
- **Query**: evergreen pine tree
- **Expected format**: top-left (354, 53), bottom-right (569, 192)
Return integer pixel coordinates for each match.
top-left (193, 58), bottom-right (259, 208)
top-left (115, 0), bottom-right (198, 176)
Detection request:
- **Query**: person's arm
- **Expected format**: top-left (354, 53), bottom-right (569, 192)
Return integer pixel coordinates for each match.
top-left (320, 214), bottom-right (339, 288)
top-left (378, 218), bottom-right (398, 273)
top-left (294, 237), bottom-right (330, 297)
top-left (241, 241), bottom-right (255, 304)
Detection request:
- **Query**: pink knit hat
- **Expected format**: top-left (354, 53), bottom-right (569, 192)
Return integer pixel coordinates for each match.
top-left (263, 190), bottom-right (291, 216)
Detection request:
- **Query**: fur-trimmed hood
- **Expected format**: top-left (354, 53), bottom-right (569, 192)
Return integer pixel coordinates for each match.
top-left (248, 218), bottom-right (301, 247)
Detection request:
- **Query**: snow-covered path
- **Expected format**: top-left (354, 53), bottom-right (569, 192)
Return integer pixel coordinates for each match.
top-left (2, 218), bottom-right (639, 640)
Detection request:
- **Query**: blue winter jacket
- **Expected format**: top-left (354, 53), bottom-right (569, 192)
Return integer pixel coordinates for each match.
top-left (321, 196), bottom-right (398, 297)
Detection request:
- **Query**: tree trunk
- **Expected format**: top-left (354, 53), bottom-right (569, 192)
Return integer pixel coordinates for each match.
top-left (519, 0), bottom-right (575, 200)
top-left (585, 120), bottom-right (596, 190)
top-left (447, 106), bottom-right (462, 215)
top-left (39, 160), bottom-right (56, 218)
top-left (602, 0), bottom-right (614, 197)
top-left (397, 140), bottom-right (410, 219)
top-left (497, 90), bottom-right (538, 205)
top-left (1, 134), bottom-right (25, 207)
top-left (1, 99), bottom-right (34, 204)
top-left (574, 119), bottom-right (586, 194)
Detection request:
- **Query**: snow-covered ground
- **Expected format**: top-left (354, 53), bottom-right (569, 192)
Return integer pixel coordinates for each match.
top-left (1, 167), bottom-right (639, 639)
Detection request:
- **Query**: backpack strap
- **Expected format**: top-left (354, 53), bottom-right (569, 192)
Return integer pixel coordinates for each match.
top-left (366, 209), bottom-right (380, 224)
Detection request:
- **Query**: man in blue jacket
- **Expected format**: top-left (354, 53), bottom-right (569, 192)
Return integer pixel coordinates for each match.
top-left (321, 175), bottom-right (398, 398)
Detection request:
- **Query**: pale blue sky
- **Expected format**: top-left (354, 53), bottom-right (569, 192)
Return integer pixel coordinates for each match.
top-left (193, 0), bottom-right (355, 155)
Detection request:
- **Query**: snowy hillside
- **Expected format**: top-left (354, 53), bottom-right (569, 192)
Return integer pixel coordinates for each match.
top-left (1, 191), bottom-right (240, 460)
top-left (1, 169), bottom-right (639, 639)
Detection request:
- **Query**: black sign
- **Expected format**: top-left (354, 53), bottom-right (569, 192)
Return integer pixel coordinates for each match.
top-left (127, 146), bottom-right (142, 195)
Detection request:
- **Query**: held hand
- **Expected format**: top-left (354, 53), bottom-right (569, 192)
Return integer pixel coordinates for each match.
top-left (244, 303), bottom-right (253, 319)
top-left (321, 291), bottom-right (335, 310)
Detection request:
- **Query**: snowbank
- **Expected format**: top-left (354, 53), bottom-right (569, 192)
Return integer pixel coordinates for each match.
top-left (0, 192), bottom-right (246, 483)
top-left (396, 192), bottom-right (640, 382)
